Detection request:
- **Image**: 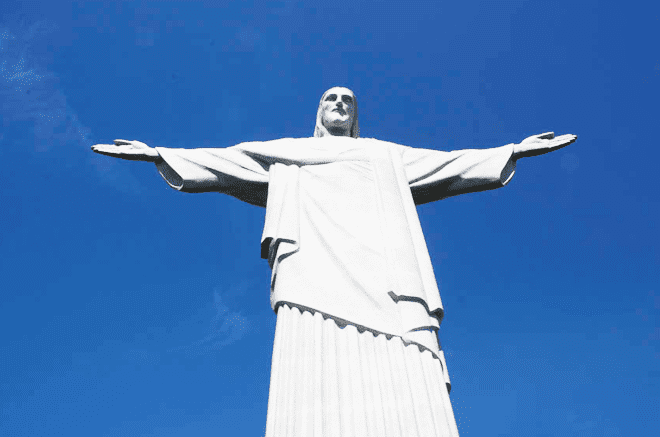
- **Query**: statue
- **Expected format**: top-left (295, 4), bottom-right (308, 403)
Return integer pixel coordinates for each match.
top-left (92, 87), bottom-right (577, 436)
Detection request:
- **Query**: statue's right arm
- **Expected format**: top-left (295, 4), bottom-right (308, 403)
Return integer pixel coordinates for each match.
top-left (91, 139), bottom-right (270, 207)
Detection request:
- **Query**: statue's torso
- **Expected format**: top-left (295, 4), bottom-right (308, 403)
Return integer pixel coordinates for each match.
top-left (264, 138), bottom-right (442, 347)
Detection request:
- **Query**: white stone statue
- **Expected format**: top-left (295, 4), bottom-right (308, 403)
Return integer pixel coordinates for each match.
top-left (92, 87), bottom-right (576, 437)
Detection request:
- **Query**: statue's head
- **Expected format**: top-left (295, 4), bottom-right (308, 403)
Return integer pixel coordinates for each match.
top-left (314, 86), bottom-right (359, 138)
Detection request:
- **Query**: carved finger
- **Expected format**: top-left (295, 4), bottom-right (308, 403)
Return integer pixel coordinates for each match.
top-left (555, 134), bottom-right (577, 145)
top-left (545, 135), bottom-right (577, 152)
top-left (93, 148), bottom-right (118, 156)
top-left (103, 145), bottom-right (127, 154)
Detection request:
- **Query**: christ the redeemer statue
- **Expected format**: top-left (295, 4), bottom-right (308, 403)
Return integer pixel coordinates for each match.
top-left (92, 87), bottom-right (576, 437)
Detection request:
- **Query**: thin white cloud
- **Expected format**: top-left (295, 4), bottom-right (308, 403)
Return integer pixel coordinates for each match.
top-left (168, 286), bottom-right (252, 356)
top-left (0, 20), bottom-right (146, 194)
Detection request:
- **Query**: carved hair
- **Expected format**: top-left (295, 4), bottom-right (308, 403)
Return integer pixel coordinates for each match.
top-left (314, 88), bottom-right (360, 138)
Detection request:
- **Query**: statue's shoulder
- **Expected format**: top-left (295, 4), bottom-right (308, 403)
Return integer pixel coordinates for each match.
top-left (268, 136), bottom-right (369, 149)
top-left (236, 137), bottom-right (411, 154)
top-left (259, 137), bottom-right (321, 147)
top-left (358, 137), bottom-right (410, 150)
top-left (233, 137), bottom-right (308, 151)
top-left (354, 137), bottom-right (398, 145)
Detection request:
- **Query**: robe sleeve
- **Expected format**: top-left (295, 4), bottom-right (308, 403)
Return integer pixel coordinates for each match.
top-left (153, 145), bottom-right (270, 207)
top-left (401, 144), bottom-right (517, 205)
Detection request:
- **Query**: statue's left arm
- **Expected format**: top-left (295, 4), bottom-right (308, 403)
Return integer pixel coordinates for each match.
top-left (402, 132), bottom-right (577, 205)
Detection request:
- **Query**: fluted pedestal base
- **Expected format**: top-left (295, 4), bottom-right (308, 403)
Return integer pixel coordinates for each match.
top-left (265, 304), bottom-right (459, 437)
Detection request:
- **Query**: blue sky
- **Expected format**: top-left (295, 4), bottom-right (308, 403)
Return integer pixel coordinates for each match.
top-left (1, 0), bottom-right (658, 435)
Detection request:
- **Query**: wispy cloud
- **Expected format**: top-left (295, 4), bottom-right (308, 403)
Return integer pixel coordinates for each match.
top-left (168, 286), bottom-right (252, 356)
top-left (0, 19), bottom-right (145, 193)
top-left (0, 21), bottom-right (86, 149)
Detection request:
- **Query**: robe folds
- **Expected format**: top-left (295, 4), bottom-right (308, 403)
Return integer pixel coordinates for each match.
top-left (154, 137), bottom-right (516, 353)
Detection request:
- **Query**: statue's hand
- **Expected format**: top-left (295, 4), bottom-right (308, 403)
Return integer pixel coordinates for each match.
top-left (513, 132), bottom-right (577, 160)
top-left (91, 139), bottom-right (160, 162)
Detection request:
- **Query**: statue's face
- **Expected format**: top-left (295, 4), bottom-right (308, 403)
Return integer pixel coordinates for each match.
top-left (320, 87), bottom-right (356, 134)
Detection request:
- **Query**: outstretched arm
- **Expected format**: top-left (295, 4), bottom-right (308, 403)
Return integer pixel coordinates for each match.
top-left (512, 132), bottom-right (577, 160)
top-left (402, 132), bottom-right (577, 204)
top-left (91, 139), bottom-right (270, 206)
top-left (402, 142), bottom-right (517, 205)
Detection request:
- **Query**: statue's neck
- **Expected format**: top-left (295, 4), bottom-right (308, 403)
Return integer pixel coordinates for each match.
top-left (326, 126), bottom-right (351, 137)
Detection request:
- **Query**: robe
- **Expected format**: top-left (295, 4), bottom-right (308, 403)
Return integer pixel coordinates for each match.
top-left (154, 137), bottom-right (516, 354)
top-left (154, 137), bottom-right (516, 436)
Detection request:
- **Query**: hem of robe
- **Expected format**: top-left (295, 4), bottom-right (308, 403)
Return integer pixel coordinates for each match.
top-left (274, 301), bottom-right (444, 364)
top-left (265, 303), bottom-right (459, 437)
